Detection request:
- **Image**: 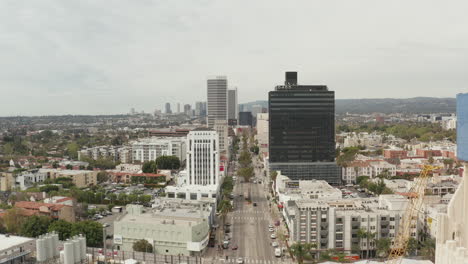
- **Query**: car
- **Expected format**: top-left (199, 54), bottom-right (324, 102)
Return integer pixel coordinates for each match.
top-left (272, 241), bottom-right (279, 247)
top-left (271, 234), bottom-right (277, 239)
top-left (225, 223), bottom-right (231, 227)
top-left (253, 202), bottom-right (257, 207)
top-left (269, 228), bottom-right (274, 232)
top-left (232, 245), bottom-right (238, 250)
top-left (224, 229), bottom-right (230, 234)
top-left (268, 224), bottom-right (274, 228)
top-left (103, 223), bottom-right (110, 227)
top-left (237, 257), bottom-right (244, 264)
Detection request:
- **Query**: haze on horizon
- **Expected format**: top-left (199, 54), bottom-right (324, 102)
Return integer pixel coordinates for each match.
top-left (1, 0), bottom-right (467, 116)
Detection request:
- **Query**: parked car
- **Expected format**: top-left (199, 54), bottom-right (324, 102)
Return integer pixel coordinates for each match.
top-left (232, 245), bottom-right (238, 250)
top-left (271, 234), bottom-right (277, 239)
top-left (237, 258), bottom-right (244, 264)
top-left (272, 241), bottom-right (279, 247)
top-left (269, 228), bottom-right (274, 232)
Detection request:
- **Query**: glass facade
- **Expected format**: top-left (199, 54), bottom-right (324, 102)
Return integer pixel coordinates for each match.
top-left (457, 93), bottom-right (468, 161)
top-left (268, 72), bottom-right (340, 184)
top-left (269, 87), bottom-right (335, 163)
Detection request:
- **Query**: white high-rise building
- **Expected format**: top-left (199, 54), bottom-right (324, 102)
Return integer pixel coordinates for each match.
top-left (227, 88), bottom-right (238, 122)
top-left (256, 113), bottom-right (269, 152)
top-left (186, 130), bottom-right (219, 186)
top-left (207, 76), bottom-right (228, 128)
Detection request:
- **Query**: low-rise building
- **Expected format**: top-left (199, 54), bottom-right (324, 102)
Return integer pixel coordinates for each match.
top-left (131, 137), bottom-right (186, 163)
top-left (39, 169), bottom-right (98, 188)
top-left (14, 201), bottom-right (75, 222)
top-left (44, 196), bottom-right (75, 207)
top-left (109, 172), bottom-right (167, 184)
top-left (0, 234), bottom-right (35, 264)
top-left (15, 169), bottom-right (48, 190)
top-left (0, 172), bottom-right (15, 191)
top-left (275, 173), bottom-right (342, 204)
top-left (113, 204), bottom-right (211, 256)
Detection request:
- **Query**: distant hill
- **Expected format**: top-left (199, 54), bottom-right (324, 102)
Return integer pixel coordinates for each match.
top-left (240, 97), bottom-right (456, 114)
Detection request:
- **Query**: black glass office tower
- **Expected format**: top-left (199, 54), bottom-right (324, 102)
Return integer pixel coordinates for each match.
top-left (268, 72), bottom-right (341, 185)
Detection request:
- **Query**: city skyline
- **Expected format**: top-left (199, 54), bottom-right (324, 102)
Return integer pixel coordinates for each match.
top-left (1, 1), bottom-right (468, 116)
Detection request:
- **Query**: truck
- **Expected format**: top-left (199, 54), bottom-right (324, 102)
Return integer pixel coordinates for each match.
top-left (274, 248), bottom-right (282, 257)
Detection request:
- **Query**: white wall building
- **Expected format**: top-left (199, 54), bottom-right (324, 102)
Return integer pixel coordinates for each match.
top-left (186, 130), bottom-right (219, 186)
top-left (15, 169), bottom-right (48, 190)
top-left (256, 113), bottom-right (269, 153)
top-left (275, 172), bottom-right (342, 204)
top-left (435, 164), bottom-right (468, 264)
top-left (284, 195), bottom-right (410, 258)
top-left (113, 204), bottom-right (211, 256)
top-left (131, 137), bottom-right (186, 163)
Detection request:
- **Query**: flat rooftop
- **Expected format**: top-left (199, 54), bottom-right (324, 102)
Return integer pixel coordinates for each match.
top-left (0, 234), bottom-right (34, 252)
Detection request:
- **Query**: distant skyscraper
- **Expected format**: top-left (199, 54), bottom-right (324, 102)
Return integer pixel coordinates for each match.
top-left (165, 103), bottom-right (172, 114)
top-left (184, 104), bottom-right (191, 116)
top-left (177, 103), bottom-right (181, 113)
top-left (227, 88), bottom-right (238, 123)
top-left (186, 130), bottom-right (220, 186)
top-left (239, 112), bottom-right (253, 126)
top-left (457, 93), bottom-right (468, 161)
top-left (207, 76), bottom-right (228, 127)
top-left (269, 72), bottom-right (340, 184)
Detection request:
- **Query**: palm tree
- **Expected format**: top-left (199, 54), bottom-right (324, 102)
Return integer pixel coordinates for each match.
top-left (290, 242), bottom-right (313, 264)
top-left (357, 228), bottom-right (367, 258)
top-left (218, 200), bottom-right (232, 227)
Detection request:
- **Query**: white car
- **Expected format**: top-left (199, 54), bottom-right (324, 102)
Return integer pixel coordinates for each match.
top-left (237, 258), bottom-right (244, 264)
top-left (269, 228), bottom-right (274, 232)
top-left (271, 234), bottom-right (277, 239)
top-left (268, 224), bottom-right (274, 228)
top-left (272, 241), bottom-right (279, 247)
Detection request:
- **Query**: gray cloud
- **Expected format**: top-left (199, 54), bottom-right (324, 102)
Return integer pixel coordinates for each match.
top-left (0, 0), bottom-right (467, 116)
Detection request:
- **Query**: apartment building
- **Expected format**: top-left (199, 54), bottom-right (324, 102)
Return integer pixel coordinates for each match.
top-left (39, 169), bottom-right (98, 188)
top-left (284, 195), bottom-right (410, 258)
top-left (0, 172), bottom-right (14, 191)
top-left (341, 160), bottom-right (396, 184)
top-left (15, 169), bottom-right (48, 190)
top-left (131, 137), bottom-right (186, 163)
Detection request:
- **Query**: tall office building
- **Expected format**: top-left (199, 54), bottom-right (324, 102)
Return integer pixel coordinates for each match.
top-left (184, 104), bottom-right (191, 116)
top-left (227, 88), bottom-right (238, 124)
top-left (457, 93), bottom-right (468, 161)
top-left (268, 72), bottom-right (340, 184)
top-left (177, 103), bottom-right (181, 113)
top-left (207, 76), bottom-right (228, 128)
top-left (239, 112), bottom-right (253, 126)
top-left (214, 120), bottom-right (228, 154)
top-left (186, 130), bottom-right (220, 186)
top-left (165, 103), bottom-right (172, 114)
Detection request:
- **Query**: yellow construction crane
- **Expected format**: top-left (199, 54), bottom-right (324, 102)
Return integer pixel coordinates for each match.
top-left (386, 165), bottom-right (439, 264)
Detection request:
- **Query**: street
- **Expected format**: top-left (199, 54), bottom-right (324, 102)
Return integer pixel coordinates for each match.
top-left (203, 155), bottom-right (292, 264)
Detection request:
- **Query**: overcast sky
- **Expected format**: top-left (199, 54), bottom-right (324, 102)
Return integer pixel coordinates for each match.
top-left (1, 0), bottom-right (467, 116)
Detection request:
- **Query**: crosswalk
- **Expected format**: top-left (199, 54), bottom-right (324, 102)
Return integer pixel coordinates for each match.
top-left (233, 210), bottom-right (269, 214)
top-left (205, 258), bottom-right (292, 264)
top-left (231, 216), bottom-right (270, 221)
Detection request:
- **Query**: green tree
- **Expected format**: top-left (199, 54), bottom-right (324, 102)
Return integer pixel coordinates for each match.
top-left (71, 221), bottom-right (103, 247)
top-left (218, 200), bottom-right (233, 227)
top-left (20, 215), bottom-right (53, 238)
top-left (97, 171), bottom-right (109, 183)
top-left (133, 239), bottom-right (153, 253)
top-left (270, 171), bottom-right (278, 182)
top-left (375, 238), bottom-right (391, 258)
top-left (155, 156), bottom-right (181, 170)
top-left (2, 208), bottom-right (26, 234)
top-left (48, 220), bottom-right (73, 240)
top-left (142, 161), bottom-right (157, 173)
top-left (66, 142), bottom-right (79, 159)
top-left (407, 237), bottom-right (418, 256)
top-left (290, 242), bottom-right (313, 264)
top-left (420, 238), bottom-right (436, 261)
